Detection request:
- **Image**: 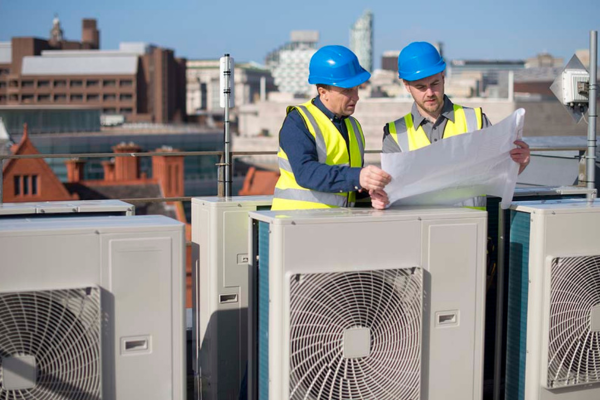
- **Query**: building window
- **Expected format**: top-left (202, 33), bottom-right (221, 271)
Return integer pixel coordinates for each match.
top-left (70, 94), bottom-right (83, 101)
top-left (103, 79), bottom-right (116, 87)
top-left (9, 94), bottom-right (18, 101)
top-left (86, 80), bottom-right (99, 87)
top-left (120, 107), bottom-right (133, 114)
top-left (70, 80), bottom-right (83, 87)
top-left (119, 93), bottom-right (133, 101)
top-left (22, 80), bottom-right (34, 88)
top-left (38, 94), bottom-right (51, 102)
top-left (0, 95), bottom-right (6, 102)
top-left (14, 175), bottom-right (40, 196)
top-left (9, 80), bottom-right (18, 88)
top-left (22, 94), bottom-right (34, 103)
top-left (0, 68), bottom-right (9, 76)
top-left (37, 80), bottom-right (50, 88)
top-left (103, 94), bottom-right (116, 101)
top-left (87, 94), bottom-right (99, 101)
top-left (120, 79), bottom-right (133, 87)
top-left (54, 80), bottom-right (67, 88)
top-left (103, 108), bottom-right (117, 113)
top-left (54, 94), bottom-right (67, 101)
top-left (0, 81), bottom-right (6, 88)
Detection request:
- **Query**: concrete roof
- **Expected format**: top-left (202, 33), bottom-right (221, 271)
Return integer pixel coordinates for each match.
top-left (22, 51), bottom-right (138, 75)
top-left (0, 42), bottom-right (11, 64)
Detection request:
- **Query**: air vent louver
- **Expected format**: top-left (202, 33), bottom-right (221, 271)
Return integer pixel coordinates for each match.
top-left (289, 268), bottom-right (422, 400)
top-left (0, 287), bottom-right (101, 399)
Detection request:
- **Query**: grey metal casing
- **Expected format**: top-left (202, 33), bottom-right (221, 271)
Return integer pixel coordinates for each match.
top-left (248, 206), bottom-right (488, 400)
top-left (509, 200), bottom-right (600, 400)
top-left (191, 196), bottom-right (272, 400)
top-left (0, 200), bottom-right (134, 217)
top-left (0, 215), bottom-right (186, 400)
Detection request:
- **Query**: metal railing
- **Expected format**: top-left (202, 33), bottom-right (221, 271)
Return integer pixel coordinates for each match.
top-left (0, 146), bottom-right (594, 205)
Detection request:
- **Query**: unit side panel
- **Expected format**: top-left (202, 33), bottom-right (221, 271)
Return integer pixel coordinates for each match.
top-left (421, 219), bottom-right (486, 400)
top-left (0, 233), bottom-right (100, 292)
top-left (101, 233), bottom-right (183, 400)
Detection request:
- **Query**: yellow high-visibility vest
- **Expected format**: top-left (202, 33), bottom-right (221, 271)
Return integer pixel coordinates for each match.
top-left (272, 100), bottom-right (365, 211)
top-left (386, 104), bottom-right (486, 210)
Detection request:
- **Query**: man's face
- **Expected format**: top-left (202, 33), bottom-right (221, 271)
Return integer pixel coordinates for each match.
top-left (319, 85), bottom-right (360, 117)
top-left (404, 72), bottom-right (445, 116)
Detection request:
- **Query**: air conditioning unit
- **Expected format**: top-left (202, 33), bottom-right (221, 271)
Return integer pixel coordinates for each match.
top-left (247, 207), bottom-right (487, 400)
top-left (0, 215), bottom-right (186, 400)
top-left (191, 195), bottom-right (272, 400)
top-left (0, 199), bottom-right (134, 218)
top-left (505, 199), bottom-right (600, 400)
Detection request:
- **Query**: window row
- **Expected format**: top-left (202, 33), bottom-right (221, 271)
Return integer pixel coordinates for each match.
top-left (1, 79), bottom-right (134, 88)
top-left (14, 175), bottom-right (39, 196)
top-left (0, 93), bottom-right (134, 102)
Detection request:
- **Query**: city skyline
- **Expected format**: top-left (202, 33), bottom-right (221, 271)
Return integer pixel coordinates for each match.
top-left (1, 0), bottom-right (599, 69)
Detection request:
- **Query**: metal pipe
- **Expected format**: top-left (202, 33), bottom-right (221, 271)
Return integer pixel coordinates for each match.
top-left (508, 71), bottom-right (514, 102)
top-left (223, 54), bottom-right (232, 197)
top-left (587, 31), bottom-right (598, 201)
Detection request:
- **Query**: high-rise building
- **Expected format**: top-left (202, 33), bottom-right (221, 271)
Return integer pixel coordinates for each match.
top-left (350, 10), bottom-right (373, 72)
top-left (265, 31), bottom-right (319, 96)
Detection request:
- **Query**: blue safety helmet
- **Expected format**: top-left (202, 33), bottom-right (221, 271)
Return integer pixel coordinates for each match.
top-left (308, 45), bottom-right (371, 88)
top-left (397, 42), bottom-right (446, 82)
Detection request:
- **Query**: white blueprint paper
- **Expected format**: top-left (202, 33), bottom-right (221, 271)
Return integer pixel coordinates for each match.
top-left (381, 108), bottom-right (525, 209)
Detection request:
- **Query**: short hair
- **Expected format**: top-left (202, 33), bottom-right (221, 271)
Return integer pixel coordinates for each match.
top-left (316, 84), bottom-right (331, 95)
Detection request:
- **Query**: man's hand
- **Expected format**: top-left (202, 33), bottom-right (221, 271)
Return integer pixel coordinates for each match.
top-left (510, 140), bottom-right (531, 174)
top-left (369, 189), bottom-right (389, 210)
top-left (359, 165), bottom-right (391, 191)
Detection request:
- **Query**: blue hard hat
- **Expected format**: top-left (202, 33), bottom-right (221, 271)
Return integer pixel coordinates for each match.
top-left (398, 42), bottom-right (446, 81)
top-left (308, 45), bottom-right (371, 88)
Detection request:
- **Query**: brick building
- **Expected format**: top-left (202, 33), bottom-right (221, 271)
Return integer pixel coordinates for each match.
top-left (0, 18), bottom-right (186, 123)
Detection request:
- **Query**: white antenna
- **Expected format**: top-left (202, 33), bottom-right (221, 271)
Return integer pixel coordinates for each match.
top-left (219, 54), bottom-right (234, 197)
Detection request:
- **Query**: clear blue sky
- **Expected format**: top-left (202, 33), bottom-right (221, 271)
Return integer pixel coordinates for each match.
top-left (1, 0), bottom-right (599, 68)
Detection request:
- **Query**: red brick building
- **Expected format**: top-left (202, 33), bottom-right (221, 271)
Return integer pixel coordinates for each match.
top-left (0, 18), bottom-right (186, 123)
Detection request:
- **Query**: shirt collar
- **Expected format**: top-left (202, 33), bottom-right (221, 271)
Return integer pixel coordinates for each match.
top-left (313, 96), bottom-right (347, 122)
top-left (411, 95), bottom-right (455, 126)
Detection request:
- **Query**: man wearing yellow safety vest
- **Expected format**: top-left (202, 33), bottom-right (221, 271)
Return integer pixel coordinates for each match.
top-left (383, 42), bottom-right (531, 209)
top-left (272, 45), bottom-right (392, 211)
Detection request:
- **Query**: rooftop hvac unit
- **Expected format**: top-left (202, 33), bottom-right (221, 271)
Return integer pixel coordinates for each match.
top-left (248, 207), bottom-right (487, 400)
top-left (0, 200), bottom-right (134, 218)
top-left (504, 199), bottom-right (600, 400)
top-left (191, 196), bottom-right (272, 400)
top-left (0, 215), bottom-right (185, 400)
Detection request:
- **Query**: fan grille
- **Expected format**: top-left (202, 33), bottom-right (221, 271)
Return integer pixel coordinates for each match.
top-left (0, 287), bottom-right (101, 399)
top-left (548, 256), bottom-right (600, 388)
top-left (289, 267), bottom-right (422, 400)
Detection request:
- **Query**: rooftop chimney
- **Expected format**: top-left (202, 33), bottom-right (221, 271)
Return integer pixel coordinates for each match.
top-left (65, 158), bottom-right (86, 183)
top-left (82, 19), bottom-right (100, 49)
top-left (112, 142), bottom-right (141, 181)
top-left (152, 146), bottom-right (184, 198)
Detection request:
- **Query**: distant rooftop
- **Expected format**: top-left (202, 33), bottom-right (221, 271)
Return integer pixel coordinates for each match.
top-left (22, 50), bottom-right (138, 75)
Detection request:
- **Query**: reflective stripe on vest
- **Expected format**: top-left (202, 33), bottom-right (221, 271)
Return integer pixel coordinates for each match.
top-left (272, 100), bottom-right (365, 211)
top-left (387, 105), bottom-right (483, 151)
top-left (386, 104), bottom-right (486, 209)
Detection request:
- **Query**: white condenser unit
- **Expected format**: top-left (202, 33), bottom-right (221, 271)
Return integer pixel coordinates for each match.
top-left (191, 196), bottom-right (272, 400)
top-left (505, 199), bottom-right (600, 400)
top-left (0, 215), bottom-right (186, 400)
top-left (0, 200), bottom-right (134, 218)
top-left (247, 207), bottom-right (487, 400)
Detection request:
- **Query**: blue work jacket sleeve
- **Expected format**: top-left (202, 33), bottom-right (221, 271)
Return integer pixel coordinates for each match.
top-left (279, 110), bottom-right (362, 193)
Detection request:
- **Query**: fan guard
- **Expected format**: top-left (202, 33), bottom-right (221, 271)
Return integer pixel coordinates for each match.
top-left (0, 287), bottom-right (101, 399)
top-left (289, 267), bottom-right (422, 400)
top-left (547, 256), bottom-right (600, 388)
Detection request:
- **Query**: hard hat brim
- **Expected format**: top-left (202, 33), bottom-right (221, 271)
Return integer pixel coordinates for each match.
top-left (400, 61), bottom-right (446, 82)
top-left (309, 70), bottom-right (371, 89)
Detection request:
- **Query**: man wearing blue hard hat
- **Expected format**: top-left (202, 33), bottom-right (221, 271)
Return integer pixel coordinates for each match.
top-left (383, 42), bottom-right (531, 209)
top-left (272, 45), bottom-right (391, 211)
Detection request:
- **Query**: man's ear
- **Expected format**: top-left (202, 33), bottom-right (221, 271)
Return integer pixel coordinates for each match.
top-left (317, 86), bottom-right (328, 100)
top-left (402, 79), bottom-right (411, 94)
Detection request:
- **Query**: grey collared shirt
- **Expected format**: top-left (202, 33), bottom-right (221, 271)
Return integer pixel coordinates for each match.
top-left (382, 96), bottom-right (491, 152)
